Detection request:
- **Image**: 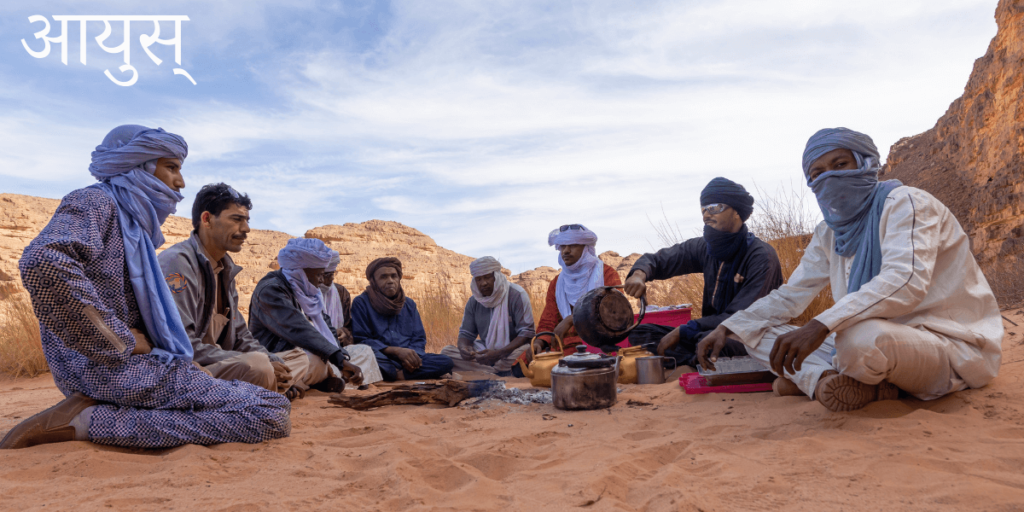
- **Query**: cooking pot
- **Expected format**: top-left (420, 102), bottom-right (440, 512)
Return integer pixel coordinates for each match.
top-left (572, 286), bottom-right (646, 352)
top-left (551, 345), bottom-right (620, 410)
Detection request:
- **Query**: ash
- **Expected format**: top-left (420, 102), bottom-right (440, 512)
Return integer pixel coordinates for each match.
top-left (460, 384), bottom-right (553, 407)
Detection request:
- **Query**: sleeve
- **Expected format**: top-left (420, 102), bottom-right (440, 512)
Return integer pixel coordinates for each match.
top-left (536, 277), bottom-right (563, 336)
top-left (457, 298), bottom-right (480, 343)
top-left (692, 245), bottom-right (782, 332)
top-left (813, 190), bottom-right (939, 332)
top-left (627, 238), bottom-right (705, 281)
top-left (721, 222), bottom-right (833, 348)
top-left (249, 282), bottom-right (339, 358)
top-left (17, 193), bottom-right (135, 367)
top-left (512, 287), bottom-right (536, 339)
top-left (604, 264), bottom-right (622, 286)
top-left (406, 300), bottom-right (428, 353)
top-left (351, 295), bottom-right (389, 352)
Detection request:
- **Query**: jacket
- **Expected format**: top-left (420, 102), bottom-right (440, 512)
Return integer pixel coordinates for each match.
top-left (248, 270), bottom-right (347, 359)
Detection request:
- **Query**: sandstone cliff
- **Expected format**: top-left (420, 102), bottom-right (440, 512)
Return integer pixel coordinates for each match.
top-left (882, 0), bottom-right (1024, 297)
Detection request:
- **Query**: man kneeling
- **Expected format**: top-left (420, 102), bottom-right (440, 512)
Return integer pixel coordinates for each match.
top-left (441, 256), bottom-right (535, 376)
top-left (697, 128), bottom-right (1002, 412)
top-left (351, 257), bottom-right (454, 381)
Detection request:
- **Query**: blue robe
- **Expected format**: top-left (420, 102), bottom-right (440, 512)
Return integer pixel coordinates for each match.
top-left (350, 295), bottom-right (453, 381)
top-left (18, 188), bottom-right (290, 448)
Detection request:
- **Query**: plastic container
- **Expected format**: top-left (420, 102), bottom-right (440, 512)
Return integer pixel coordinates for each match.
top-left (695, 356), bottom-right (775, 386)
top-left (680, 372), bottom-right (773, 394)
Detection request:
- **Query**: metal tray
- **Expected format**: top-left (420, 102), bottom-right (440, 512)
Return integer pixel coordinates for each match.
top-left (696, 356), bottom-right (775, 387)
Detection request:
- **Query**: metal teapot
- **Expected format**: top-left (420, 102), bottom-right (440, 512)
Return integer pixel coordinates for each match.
top-left (551, 345), bottom-right (620, 410)
top-left (572, 286), bottom-right (647, 352)
top-left (616, 345), bottom-right (655, 384)
top-left (518, 331), bottom-right (564, 388)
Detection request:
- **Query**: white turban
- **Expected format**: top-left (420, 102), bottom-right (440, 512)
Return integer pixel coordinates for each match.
top-left (547, 225), bottom-right (604, 318)
top-left (469, 256), bottom-right (512, 351)
top-left (326, 250), bottom-right (341, 272)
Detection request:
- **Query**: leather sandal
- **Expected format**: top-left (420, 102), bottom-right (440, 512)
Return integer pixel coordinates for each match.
top-left (284, 386), bottom-right (306, 401)
top-left (815, 372), bottom-right (899, 412)
top-left (0, 393), bottom-right (97, 449)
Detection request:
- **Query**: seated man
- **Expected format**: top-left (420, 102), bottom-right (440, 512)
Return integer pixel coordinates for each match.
top-left (2, 125), bottom-right (289, 449)
top-left (441, 256), bottom-right (536, 376)
top-left (624, 178), bottom-right (783, 367)
top-left (321, 252), bottom-right (383, 385)
top-left (351, 257), bottom-right (454, 381)
top-left (698, 128), bottom-right (1002, 412)
top-left (530, 224), bottom-right (621, 358)
top-left (159, 183), bottom-right (292, 392)
top-left (249, 238), bottom-right (363, 398)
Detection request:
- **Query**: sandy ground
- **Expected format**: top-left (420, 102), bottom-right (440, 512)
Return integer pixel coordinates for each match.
top-left (4, 313), bottom-right (1024, 511)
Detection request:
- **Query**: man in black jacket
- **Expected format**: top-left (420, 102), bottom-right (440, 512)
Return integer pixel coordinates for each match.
top-left (624, 177), bottom-right (783, 367)
top-left (249, 238), bottom-right (363, 398)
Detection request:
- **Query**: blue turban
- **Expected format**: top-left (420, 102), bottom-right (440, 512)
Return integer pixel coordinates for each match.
top-left (700, 177), bottom-right (754, 221)
top-left (89, 124), bottom-right (193, 363)
top-left (802, 127), bottom-right (902, 295)
top-left (277, 238), bottom-right (336, 345)
top-left (277, 238), bottom-right (334, 270)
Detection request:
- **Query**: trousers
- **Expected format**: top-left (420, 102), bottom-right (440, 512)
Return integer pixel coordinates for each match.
top-left (374, 350), bottom-right (454, 381)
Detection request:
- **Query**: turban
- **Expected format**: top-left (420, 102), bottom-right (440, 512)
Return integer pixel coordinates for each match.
top-left (700, 177), bottom-right (754, 221)
top-left (88, 124), bottom-right (192, 362)
top-left (547, 225), bottom-right (604, 318)
top-left (801, 128), bottom-right (902, 295)
top-left (364, 257), bottom-right (406, 316)
top-left (90, 125), bottom-right (188, 180)
top-left (469, 256), bottom-right (512, 351)
top-left (326, 250), bottom-right (341, 272)
top-left (277, 238), bottom-right (333, 271)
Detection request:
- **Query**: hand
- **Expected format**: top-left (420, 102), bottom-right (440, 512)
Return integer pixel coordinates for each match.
top-left (696, 324), bottom-right (734, 371)
top-left (336, 328), bottom-right (354, 347)
top-left (656, 327), bottom-right (681, 356)
top-left (769, 320), bottom-right (831, 376)
top-left (553, 315), bottom-right (574, 341)
top-left (624, 271), bottom-right (647, 299)
top-left (457, 343), bottom-right (476, 361)
top-left (340, 360), bottom-right (364, 386)
top-left (475, 349), bottom-right (503, 367)
top-left (129, 328), bottom-right (152, 355)
top-left (386, 347), bottom-right (423, 372)
top-left (271, 361), bottom-right (293, 389)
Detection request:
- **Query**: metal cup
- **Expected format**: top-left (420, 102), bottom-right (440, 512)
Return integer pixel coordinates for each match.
top-left (636, 356), bottom-right (676, 384)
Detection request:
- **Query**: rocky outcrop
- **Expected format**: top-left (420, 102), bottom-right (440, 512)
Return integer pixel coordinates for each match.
top-left (882, 0), bottom-right (1024, 279)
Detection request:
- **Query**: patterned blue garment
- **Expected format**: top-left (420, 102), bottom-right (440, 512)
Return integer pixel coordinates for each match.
top-left (18, 188), bottom-right (291, 448)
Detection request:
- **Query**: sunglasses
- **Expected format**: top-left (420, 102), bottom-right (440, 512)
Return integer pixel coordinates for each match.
top-left (701, 203), bottom-right (729, 216)
top-left (559, 224), bottom-right (586, 232)
top-left (227, 186), bottom-right (241, 199)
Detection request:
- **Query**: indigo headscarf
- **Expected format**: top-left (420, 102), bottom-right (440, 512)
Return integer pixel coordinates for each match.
top-left (548, 225), bottom-right (605, 318)
top-left (802, 128), bottom-right (902, 293)
top-left (89, 124), bottom-right (193, 362)
top-left (278, 238), bottom-right (337, 346)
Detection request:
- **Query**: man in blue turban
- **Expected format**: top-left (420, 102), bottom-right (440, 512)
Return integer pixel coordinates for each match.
top-left (624, 177), bottom-right (783, 368)
top-left (697, 128), bottom-right (1002, 412)
top-left (3, 125), bottom-right (290, 449)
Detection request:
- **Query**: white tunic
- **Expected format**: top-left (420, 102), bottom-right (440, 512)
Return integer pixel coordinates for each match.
top-left (722, 186), bottom-right (1002, 390)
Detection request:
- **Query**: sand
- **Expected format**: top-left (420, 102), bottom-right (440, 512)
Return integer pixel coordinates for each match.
top-left (4, 313), bottom-right (1024, 511)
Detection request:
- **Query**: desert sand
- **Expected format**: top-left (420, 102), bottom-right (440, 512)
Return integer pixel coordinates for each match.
top-left (3, 310), bottom-right (1024, 512)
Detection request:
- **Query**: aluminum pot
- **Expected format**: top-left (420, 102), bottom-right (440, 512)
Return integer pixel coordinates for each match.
top-left (551, 346), bottom-right (620, 410)
top-left (635, 356), bottom-right (677, 385)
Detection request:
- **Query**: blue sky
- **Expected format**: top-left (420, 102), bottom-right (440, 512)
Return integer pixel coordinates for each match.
top-left (1, 0), bottom-right (998, 273)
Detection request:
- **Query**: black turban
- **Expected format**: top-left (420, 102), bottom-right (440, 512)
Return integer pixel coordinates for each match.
top-left (700, 177), bottom-right (754, 221)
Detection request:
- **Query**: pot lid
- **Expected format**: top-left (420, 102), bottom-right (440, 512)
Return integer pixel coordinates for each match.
top-left (558, 345), bottom-right (617, 370)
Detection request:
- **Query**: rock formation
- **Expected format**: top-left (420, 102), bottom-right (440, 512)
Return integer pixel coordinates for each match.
top-left (882, 0), bottom-right (1024, 288)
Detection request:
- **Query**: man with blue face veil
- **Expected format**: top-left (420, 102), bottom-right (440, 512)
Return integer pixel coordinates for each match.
top-left (2, 125), bottom-right (291, 449)
top-left (697, 128), bottom-right (1002, 412)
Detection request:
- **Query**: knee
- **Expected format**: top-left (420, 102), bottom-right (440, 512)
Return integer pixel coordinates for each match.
top-left (260, 392), bottom-right (292, 440)
top-left (435, 354), bottom-right (454, 373)
top-left (834, 319), bottom-right (890, 373)
top-left (239, 352), bottom-right (276, 391)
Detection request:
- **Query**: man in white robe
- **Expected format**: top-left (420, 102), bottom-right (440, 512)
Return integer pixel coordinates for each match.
top-left (321, 251), bottom-right (383, 385)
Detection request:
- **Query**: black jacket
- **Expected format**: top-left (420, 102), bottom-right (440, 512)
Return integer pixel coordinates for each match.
top-left (249, 270), bottom-right (347, 359)
top-left (628, 234), bottom-right (783, 333)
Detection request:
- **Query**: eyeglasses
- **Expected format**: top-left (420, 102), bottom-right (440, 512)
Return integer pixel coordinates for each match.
top-left (227, 186), bottom-right (241, 199)
top-left (559, 224), bottom-right (586, 232)
top-left (701, 203), bottom-right (729, 216)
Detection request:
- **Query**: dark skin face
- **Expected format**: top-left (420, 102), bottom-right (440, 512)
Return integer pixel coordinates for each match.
top-left (560, 244), bottom-right (585, 266)
top-left (302, 267), bottom-right (325, 287)
top-left (323, 271), bottom-right (336, 287)
top-left (373, 266), bottom-right (401, 299)
top-left (807, 148), bottom-right (857, 183)
top-left (703, 205), bottom-right (743, 233)
top-left (474, 273), bottom-right (496, 297)
top-left (198, 204), bottom-right (250, 258)
top-left (152, 158), bottom-right (185, 192)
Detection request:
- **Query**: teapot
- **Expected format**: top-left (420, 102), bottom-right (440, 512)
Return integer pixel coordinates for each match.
top-left (518, 331), bottom-right (564, 388)
top-left (572, 286), bottom-right (647, 352)
top-left (616, 345), bottom-right (655, 384)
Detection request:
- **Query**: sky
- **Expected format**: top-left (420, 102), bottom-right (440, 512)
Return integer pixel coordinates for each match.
top-left (0, 0), bottom-right (999, 273)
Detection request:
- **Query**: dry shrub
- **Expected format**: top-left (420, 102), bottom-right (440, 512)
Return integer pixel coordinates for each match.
top-left (412, 269), bottom-right (464, 353)
top-left (649, 182), bottom-right (834, 326)
top-left (0, 283), bottom-right (48, 379)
